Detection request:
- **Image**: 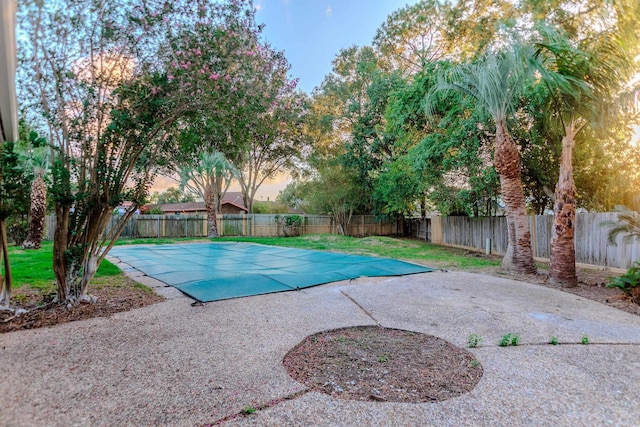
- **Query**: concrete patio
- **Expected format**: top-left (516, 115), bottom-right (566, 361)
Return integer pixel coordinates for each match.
top-left (1, 270), bottom-right (640, 426)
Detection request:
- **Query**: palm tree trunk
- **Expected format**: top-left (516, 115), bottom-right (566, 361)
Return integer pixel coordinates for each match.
top-left (204, 183), bottom-right (219, 238)
top-left (22, 175), bottom-right (47, 249)
top-left (549, 122), bottom-right (578, 287)
top-left (494, 121), bottom-right (537, 274)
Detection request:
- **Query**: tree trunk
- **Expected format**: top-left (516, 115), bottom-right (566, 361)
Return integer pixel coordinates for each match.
top-left (549, 122), bottom-right (578, 287)
top-left (204, 183), bottom-right (219, 238)
top-left (52, 204), bottom-right (75, 302)
top-left (0, 219), bottom-right (12, 306)
top-left (22, 175), bottom-right (47, 249)
top-left (494, 121), bottom-right (537, 274)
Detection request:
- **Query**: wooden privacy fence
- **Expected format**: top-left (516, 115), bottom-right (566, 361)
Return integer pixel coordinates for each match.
top-left (44, 214), bottom-right (398, 240)
top-left (43, 212), bottom-right (638, 269)
top-left (415, 213), bottom-right (639, 270)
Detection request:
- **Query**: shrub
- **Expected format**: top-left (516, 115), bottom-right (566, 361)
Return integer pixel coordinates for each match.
top-left (607, 262), bottom-right (640, 294)
top-left (147, 207), bottom-right (164, 215)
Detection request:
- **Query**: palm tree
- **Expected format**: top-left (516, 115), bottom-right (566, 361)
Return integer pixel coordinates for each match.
top-left (429, 47), bottom-right (537, 274)
top-left (180, 151), bottom-right (238, 238)
top-left (534, 24), bottom-right (637, 287)
top-left (22, 146), bottom-right (49, 249)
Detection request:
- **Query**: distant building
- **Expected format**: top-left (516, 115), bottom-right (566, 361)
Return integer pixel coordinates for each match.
top-left (114, 201), bottom-right (139, 215)
top-left (142, 192), bottom-right (248, 215)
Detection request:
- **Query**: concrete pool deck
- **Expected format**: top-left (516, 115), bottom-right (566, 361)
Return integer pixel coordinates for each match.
top-left (1, 270), bottom-right (640, 426)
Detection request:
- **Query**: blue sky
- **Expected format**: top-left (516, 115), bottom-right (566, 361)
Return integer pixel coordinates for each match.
top-left (254, 0), bottom-right (418, 93)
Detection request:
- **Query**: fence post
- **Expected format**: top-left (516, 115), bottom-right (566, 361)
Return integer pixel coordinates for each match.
top-left (185, 216), bottom-right (188, 238)
top-left (157, 217), bottom-right (160, 238)
top-left (243, 213), bottom-right (247, 236)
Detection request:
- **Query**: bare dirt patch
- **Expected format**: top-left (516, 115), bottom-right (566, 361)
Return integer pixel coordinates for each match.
top-left (283, 325), bottom-right (483, 403)
top-left (0, 277), bottom-right (164, 333)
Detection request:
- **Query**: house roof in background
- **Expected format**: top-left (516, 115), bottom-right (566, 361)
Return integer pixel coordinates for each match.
top-left (145, 192), bottom-right (248, 213)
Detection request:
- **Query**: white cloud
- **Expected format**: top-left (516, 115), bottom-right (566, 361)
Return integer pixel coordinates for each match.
top-left (255, 2), bottom-right (263, 11)
top-left (325, 6), bottom-right (332, 17)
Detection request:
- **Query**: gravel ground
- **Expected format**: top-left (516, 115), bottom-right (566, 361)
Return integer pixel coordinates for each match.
top-left (2, 271), bottom-right (640, 427)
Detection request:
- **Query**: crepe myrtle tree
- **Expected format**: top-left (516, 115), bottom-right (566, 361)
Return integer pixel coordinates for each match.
top-left (20, 0), bottom-right (263, 303)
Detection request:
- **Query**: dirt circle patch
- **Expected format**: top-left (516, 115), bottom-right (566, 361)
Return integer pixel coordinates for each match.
top-left (283, 325), bottom-right (482, 403)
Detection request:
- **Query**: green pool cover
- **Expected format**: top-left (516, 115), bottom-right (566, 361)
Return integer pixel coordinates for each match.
top-left (110, 242), bottom-right (433, 302)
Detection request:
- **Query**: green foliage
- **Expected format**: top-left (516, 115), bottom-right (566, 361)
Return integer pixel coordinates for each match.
top-left (150, 187), bottom-right (195, 204)
top-left (241, 406), bottom-right (256, 415)
top-left (499, 333), bottom-right (520, 347)
top-left (581, 335), bottom-right (589, 345)
top-left (282, 215), bottom-right (303, 228)
top-left (276, 182), bottom-right (306, 211)
top-left (604, 197), bottom-right (640, 245)
top-left (549, 336), bottom-right (558, 345)
top-left (252, 201), bottom-right (289, 214)
top-left (377, 354), bottom-right (390, 363)
top-left (294, 164), bottom-right (363, 233)
top-left (7, 219), bottom-right (28, 245)
top-left (607, 262), bottom-right (640, 294)
top-left (380, 63), bottom-right (500, 217)
top-left (147, 207), bottom-right (165, 215)
top-left (275, 214), bottom-right (303, 237)
top-left (0, 141), bottom-right (29, 220)
top-left (467, 334), bottom-right (482, 348)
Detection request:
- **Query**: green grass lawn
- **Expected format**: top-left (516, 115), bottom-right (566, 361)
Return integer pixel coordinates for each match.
top-left (9, 242), bottom-right (121, 290)
top-left (119, 234), bottom-right (501, 269)
top-left (219, 235), bottom-right (501, 269)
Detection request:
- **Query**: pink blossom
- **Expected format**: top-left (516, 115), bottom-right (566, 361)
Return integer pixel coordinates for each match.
top-left (209, 73), bottom-right (219, 80)
top-left (163, 17), bottom-right (169, 23)
top-left (246, 51), bottom-right (255, 56)
top-left (224, 75), bottom-right (231, 81)
top-left (195, 49), bottom-right (202, 56)
top-left (168, 75), bottom-right (174, 82)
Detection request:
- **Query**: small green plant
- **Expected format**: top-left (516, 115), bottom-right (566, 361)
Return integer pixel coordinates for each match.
top-left (242, 406), bottom-right (256, 415)
top-left (607, 261), bottom-right (640, 294)
top-left (499, 333), bottom-right (520, 347)
top-left (378, 354), bottom-right (390, 363)
top-left (467, 333), bottom-right (482, 348)
top-left (548, 336), bottom-right (558, 345)
top-left (470, 359), bottom-right (480, 368)
top-left (581, 335), bottom-right (589, 345)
